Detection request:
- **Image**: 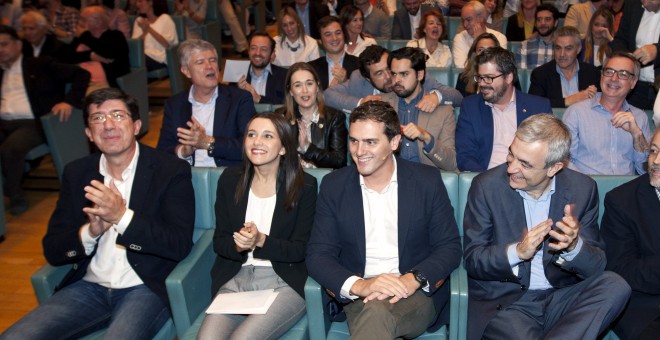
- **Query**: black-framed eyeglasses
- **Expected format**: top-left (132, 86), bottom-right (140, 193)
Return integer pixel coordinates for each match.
top-left (602, 68), bottom-right (634, 80)
top-left (474, 73), bottom-right (505, 84)
top-left (88, 110), bottom-right (131, 124)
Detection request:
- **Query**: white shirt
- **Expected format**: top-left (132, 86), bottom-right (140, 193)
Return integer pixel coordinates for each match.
top-left (487, 91), bottom-right (517, 169)
top-left (273, 35), bottom-right (320, 67)
top-left (453, 28), bottom-right (507, 68)
top-left (243, 189), bottom-right (277, 267)
top-left (636, 8), bottom-right (660, 82)
top-left (409, 11), bottom-right (421, 38)
top-left (81, 143), bottom-right (143, 289)
top-left (131, 14), bottom-right (178, 64)
top-left (249, 64), bottom-right (271, 97)
top-left (407, 38), bottom-right (453, 67)
top-left (341, 157), bottom-right (399, 299)
top-left (31, 37), bottom-right (47, 57)
top-left (1, 55), bottom-right (33, 120)
top-left (345, 35), bottom-right (377, 57)
top-left (185, 85), bottom-right (218, 167)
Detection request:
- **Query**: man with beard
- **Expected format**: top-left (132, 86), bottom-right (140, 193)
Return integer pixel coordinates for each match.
top-left (517, 4), bottom-right (559, 70)
top-left (455, 47), bottom-right (551, 172)
top-left (528, 26), bottom-right (601, 108)
top-left (463, 113), bottom-right (631, 340)
top-left (601, 129), bottom-right (660, 340)
top-left (157, 39), bottom-right (256, 167)
top-left (308, 16), bottom-right (359, 89)
top-left (236, 32), bottom-right (287, 104)
top-left (325, 45), bottom-right (463, 113)
top-left (392, 0), bottom-right (431, 40)
top-left (562, 51), bottom-right (651, 175)
top-left (379, 47), bottom-right (456, 171)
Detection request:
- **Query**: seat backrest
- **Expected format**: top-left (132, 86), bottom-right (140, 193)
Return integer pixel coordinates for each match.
top-left (376, 38), bottom-right (389, 49)
top-left (191, 167), bottom-right (226, 241)
top-left (254, 103), bottom-right (273, 113)
top-left (552, 107), bottom-right (566, 120)
top-left (40, 110), bottom-right (90, 180)
top-left (389, 39), bottom-right (408, 50)
top-left (448, 17), bottom-right (461, 42)
top-left (172, 15), bottom-right (186, 42)
top-left (590, 175), bottom-right (637, 225)
top-left (304, 168), bottom-right (333, 192)
top-left (206, 0), bottom-right (218, 22)
top-left (427, 67), bottom-right (452, 88)
top-left (518, 68), bottom-right (531, 92)
top-left (458, 172), bottom-right (480, 237)
top-left (127, 38), bottom-right (145, 69)
top-left (441, 171), bottom-right (460, 223)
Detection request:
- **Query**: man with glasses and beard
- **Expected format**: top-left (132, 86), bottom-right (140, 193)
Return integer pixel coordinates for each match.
top-left (562, 51), bottom-right (652, 175)
top-left (517, 4), bottom-right (559, 70)
top-left (455, 47), bottom-right (551, 172)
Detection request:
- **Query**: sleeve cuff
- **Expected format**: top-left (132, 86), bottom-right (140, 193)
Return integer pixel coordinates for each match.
top-left (80, 223), bottom-right (99, 255)
top-left (423, 135), bottom-right (435, 152)
top-left (559, 237), bottom-right (583, 262)
top-left (341, 276), bottom-right (362, 300)
top-left (507, 243), bottom-right (522, 276)
top-left (431, 89), bottom-right (443, 103)
top-left (114, 208), bottom-right (134, 235)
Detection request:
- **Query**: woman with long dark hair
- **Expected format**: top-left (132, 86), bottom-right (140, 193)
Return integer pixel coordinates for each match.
top-left (340, 5), bottom-right (376, 57)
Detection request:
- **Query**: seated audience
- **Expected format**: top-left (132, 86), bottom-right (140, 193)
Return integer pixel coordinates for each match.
top-left (273, 7), bottom-right (319, 67)
top-left (463, 113), bottom-right (631, 340)
top-left (581, 7), bottom-right (614, 68)
top-left (505, 0), bottom-right (538, 42)
top-left (480, 0), bottom-right (503, 32)
top-left (564, 0), bottom-right (610, 39)
top-left (516, 4), bottom-right (558, 70)
top-left (456, 47), bottom-right (551, 171)
top-left (528, 26), bottom-right (601, 108)
top-left (173, 0), bottom-right (206, 39)
top-left (0, 87), bottom-right (194, 339)
top-left (276, 62), bottom-right (347, 169)
top-left (406, 8), bottom-right (452, 67)
top-left (392, 0), bottom-right (431, 40)
top-left (236, 32), bottom-right (288, 105)
top-left (157, 39), bottom-right (256, 166)
top-left (306, 100), bottom-right (462, 339)
top-left (41, 0), bottom-right (80, 43)
top-left (309, 16), bottom-right (359, 90)
top-left (86, 0), bottom-right (130, 38)
top-left (20, 10), bottom-right (69, 59)
top-left (287, 0), bottom-right (330, 39)
top-left (601, 129), bottom-right (660, 340)
top-left (381, 47), bottom-right (456, 170)
top-left (131, 0), bottom-right (178, 72)
top-left (563, 51), bottom-right (652, 175)
top-left (340, 5), bottom-right (376, 57)
top-left (196, 112), bottom-right (317, 339)
top-left (354, 0), bottom-right (391, 38)
top-left (453, 1), bottom-right (507, 68)
top-left (0, 25), bottom-right (90, 215)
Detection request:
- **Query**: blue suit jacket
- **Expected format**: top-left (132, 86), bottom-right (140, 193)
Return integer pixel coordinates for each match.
top-left (306, 158), bottom-right (462, 331)
top-left (463, 164), bottom-right (606, 340)
top-left (157, 85), bottom-right (256, 166)
top-left (245, 64), bottom-right (288, 105)
top-left (456, 90), bottom-right (552, 171)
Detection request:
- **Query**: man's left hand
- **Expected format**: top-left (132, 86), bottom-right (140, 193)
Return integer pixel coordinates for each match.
top-left (51, 102), bottom-right (73, 122)
top-left (82, 180), bottom-right (127, 225)
top-left (549, 204), bottom-right (579, 252)
top-left (401, 122), bottom-right (431, 143)
top-left (416, 93), bottom-right (439, 112)
top-left (633, 44), bottom-right (657, 66)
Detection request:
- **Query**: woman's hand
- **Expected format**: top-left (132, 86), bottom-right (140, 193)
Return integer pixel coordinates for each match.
top-left (233, 222), bottom-right (266, 251)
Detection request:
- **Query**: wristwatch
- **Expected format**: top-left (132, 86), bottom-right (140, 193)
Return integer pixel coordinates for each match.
top-left (408, 270), bottom-right (429, 290)
top-left (206, 137), bottom-right (215, 156)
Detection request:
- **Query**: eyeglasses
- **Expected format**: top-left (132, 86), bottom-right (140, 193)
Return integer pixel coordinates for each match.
top-left (88, 110), bottom-right (131, 124)
top-left (602, 68), bottom-right (634, 80)
top-left (474, 73), bottom-right (504, 84)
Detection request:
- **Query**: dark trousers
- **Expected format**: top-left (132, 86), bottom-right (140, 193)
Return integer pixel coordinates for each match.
top-left (626, 81), bottom-right (656, 110)
top-left (0, 119), bottom-right (44, 199)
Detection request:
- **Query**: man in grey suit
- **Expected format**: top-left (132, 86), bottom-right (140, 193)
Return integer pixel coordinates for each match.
top-left (463, 114), bottom-right (631, 340)
top-left (392, 0), bottom-right (431, 40)
top-left (354, 0), bottom-right (391, 38)
top-left (380, 47), bottom-right (456, 171)
top-left (325, 45), bottom-right (462, 113)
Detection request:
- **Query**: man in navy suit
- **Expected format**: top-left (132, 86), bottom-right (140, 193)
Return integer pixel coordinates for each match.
top-left (601, 129), bottom-right (660, 339)
top-left (236, 32), bottom-right (287, 105)
top-left (157, 39), bottom-right (256, 167)
top-left (306, 100), bottom-right (461, 339)
top-left (456, 47), bottom-right (552, 172)
top-left (463, 114), bottom-right (631, 340)
top-left (1, 88), bottom-right (195, 339)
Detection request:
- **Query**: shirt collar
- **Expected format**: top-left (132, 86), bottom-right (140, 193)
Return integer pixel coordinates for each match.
top-left (99, 141), bottom-right (140, 182)
top-left (555, 61), bottom-right (580, 77)
top-left (326, 52), bottom-right (346, 66)
top-left (517, 176), bottom-right (556, 202)
top-left (591, 92), bottom-right (632, 112)
top-left (484, 88), bottom-right (517, 109)
top-left (250, 63), bottom-right (272, 79)
top-left (188, 85), bottom-right (219, 105)
top-left (359, 155), bottom-right (398, 194)
top-left (2, 53), bottom-right (21, 71)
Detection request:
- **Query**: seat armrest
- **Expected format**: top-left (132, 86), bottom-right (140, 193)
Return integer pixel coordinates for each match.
top-left (304, 276), bottom-right (331, 340)
top-left (30, 263), bottom-right (73, 305)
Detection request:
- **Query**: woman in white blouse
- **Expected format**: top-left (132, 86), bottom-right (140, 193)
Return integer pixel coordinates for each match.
top-left (406, 9), bottom-right (452, 67)
top-left (339, 5), bottom-right (377, 57)
top-left (131, 0), bottom-right (178, 71)
top-left (273, 7), bottom-right (319, 67)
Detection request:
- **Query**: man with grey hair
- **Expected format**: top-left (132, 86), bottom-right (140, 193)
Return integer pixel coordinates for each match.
top-left (20, 10), bottom-right (67, 59)
top-left (452, 0), bottom-right (507, 68)
top-left (157, 39), bottom-right (256, 167)
top-left (463, 113), bottom-right (631, 340)
top-left (528, 26), bottom-right (601, 108)
top-left (563, 51), bottom-right (652, 175)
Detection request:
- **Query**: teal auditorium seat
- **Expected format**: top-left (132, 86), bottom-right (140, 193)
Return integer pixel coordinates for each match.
top-left (448, 17), bottom-right (461, 42)
top-left (390, 39), bottom-right (408, 50)
top-left (168, 167), bottom-right (333, 339)
top-left (255, 103), bottom-right (273, 113)
top-left (305, 171), bottom-right (464, 340)
top-left (427, 67), bottom-right (453, 88)
top-left (39, 110), bottom-right (90, 180)
top-left (116, 39), bottom-right (150, 136)
top-left (590, 175), bottom-right (637, 224)
top-left (518, 68), bottom-right (531, 93)
top-left (146, 15), bottom-right (190, 95)
top-left (201, 0), bottom-right (222, 59)
top-left (376, 38), bottom-right (390, 49)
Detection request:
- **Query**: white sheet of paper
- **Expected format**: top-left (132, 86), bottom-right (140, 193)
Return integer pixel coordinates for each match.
top-left (206, 289), bottom-right (280, 315)
top-left (222, 59), bottom-right (250, 83)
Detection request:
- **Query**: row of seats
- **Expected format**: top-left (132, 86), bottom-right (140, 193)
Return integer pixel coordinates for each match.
top-left (30, 166), bottom-right (633, 339)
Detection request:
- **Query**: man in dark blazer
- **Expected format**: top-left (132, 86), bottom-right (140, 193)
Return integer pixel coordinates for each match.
top-left (237, 32), bottom-right (287, 105)
top-left (601, 129), bottom-right (660, 340)
top-left (307, 100), bottom-right (462, 339)
top-left (456, 47), bottom-right (551, 172)
top-left (288, 0), bottom-right (329, 40)
top-left (392, 0), bottom-right (432, 39)
top-left (463, 114), bottom-right (631, 340)
top-left (157, 39), bottom-right (256, 167)
top-left (609, 0), bottom-right (660, 110)
top-left (1, 88), bottom-right (194, 339)
top-left (0, 24), bottom-right (89, 215)
top-left (528, 26), bottom-right (600, 108)
top-left (308, 16), bottom-right (359, 90)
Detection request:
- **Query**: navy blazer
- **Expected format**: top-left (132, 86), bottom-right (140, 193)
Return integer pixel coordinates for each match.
top-left (455, 90), bottom-right (552, 171)
top-left (306, 158), bottom-right (462, 331)
top-left (245, 64), bottom-right (288, 105)
top-left (601, 174), bottom-right (660, 339)
top-left (43, 144), bottom-right (195, 307)
top-left (157, 85), bottom-right (256, 166)
top-left (308, 54), bottom-right (360, 90)
top-left (528, 60), bottom-right (601, 108)
top-left (463, 165), bottom-right (606, 340)
top-left (610, 0), bottom-right (660, 78)
top-left (211, 166), bottom-right (318, 298)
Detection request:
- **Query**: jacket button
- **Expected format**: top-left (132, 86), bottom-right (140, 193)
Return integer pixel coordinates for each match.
top-left (496, 304), bottom-right (502, 310)
top-left (521, 285), bottom-right (527, 290)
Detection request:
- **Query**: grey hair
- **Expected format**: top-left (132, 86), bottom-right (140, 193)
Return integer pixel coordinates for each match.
top-left (553, 25), bottom-right (581, 47)
top-left (177, 39), bottom-right (217, 67)
top-left (515, 114), bottom-right (571, 167)
top-left (465, 1), bottom-right (486, 19)
top-left (20, 11), bottom-right (48, 28)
